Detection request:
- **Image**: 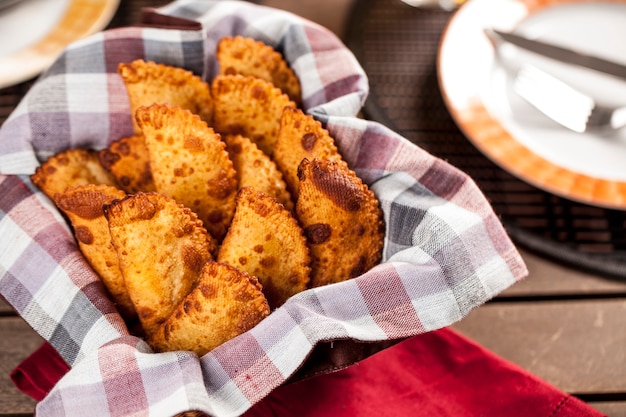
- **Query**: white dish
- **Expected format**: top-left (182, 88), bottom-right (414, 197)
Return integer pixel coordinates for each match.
top-left (438, 0), bottom-right (626, 209)
top-left (0, 0), bottom-right (120, 89)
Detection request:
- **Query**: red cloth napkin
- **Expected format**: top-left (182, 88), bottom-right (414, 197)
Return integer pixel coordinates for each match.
top-left (10, 341), bottom-right (70, 402)
top-left (11, 328), bottom-right (605, 417)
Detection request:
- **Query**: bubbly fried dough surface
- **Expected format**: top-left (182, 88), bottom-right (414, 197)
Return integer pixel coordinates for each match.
top-left (296, 159), bottom-right (385, 287)
top-left (104, 192), bottom-right (216, 337)
top-left (31, 148), bottom-right (119, 200)
top-left (150, 261), bottom-right (270, 356)
top-left (118, 59), bottom-right (213, 133)
top-left (217, 36), bottom-right (302, 105)
top-left (211, 74), bottom-right (296, 156)
top-left (54, 184), bottom-right (136, 321)
top-left (136, 103), bottom-right (238, 241)
top-left (274, 107), bottom-right (346, 198)
top-left (218, 187), bottom-right (310, 309)
top-left (99, 134), bottom-right (156, 194)
top-left (29, 48), bottom-right (390, 356)
top-left (224, 134), bottom-right (293, 211)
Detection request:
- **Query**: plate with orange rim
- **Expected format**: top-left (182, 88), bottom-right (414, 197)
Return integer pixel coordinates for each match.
top-left (0, 0), bottom-right (120, 89)
top-left (438, 0), bottom-right (626, 209)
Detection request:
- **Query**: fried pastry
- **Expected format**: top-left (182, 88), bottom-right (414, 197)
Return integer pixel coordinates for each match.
top-left (211, 74), bottom-right (296, 156)
top-left (218, 187), bottom-right (310, 308)
top-left (99, 134), bottom-right (156, 194)
top-left (54, 184), bottom-right (137, 321)
top-left (296, 159), bottom-right (385, 287)
top-left (217, 36), bottom-right (302, 105)
top-left (223, 134), bottom-right (293, 210)
top-left (104, 192), bottom-right (216, 337)
top-left (274, 107), bottom-right (346, 198)
top-left (31, 148), bottom-right (119, 200)
top-left (136, 103), bottom-right (238, 241)
top-left (118, 59), bottom-right (213, 133)
top-left (149, 261), bottom-right (270, 356)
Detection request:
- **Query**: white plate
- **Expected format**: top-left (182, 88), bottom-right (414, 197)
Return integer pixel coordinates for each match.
top-left (438, 0), bottom-right (626, 209)
top-left (0, 0), bottom-right (120, 89)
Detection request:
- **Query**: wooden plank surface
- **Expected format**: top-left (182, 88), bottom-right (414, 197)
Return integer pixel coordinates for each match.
top-left (462, 247), bottom-right (626, 404)
top-left (1, 296), bottom-right (13, 314)
top-left (452, 299), bottom-right (626, 393)
top-left (452, 299), bottom-right (626, 417)
top-left (591, 402), bottom-right (626, 417)
top-left (505, 249), bottom-right (626, 297)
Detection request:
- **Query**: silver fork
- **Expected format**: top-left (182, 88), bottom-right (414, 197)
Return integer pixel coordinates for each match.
top-left (513, 64), bottom-right (626, 133)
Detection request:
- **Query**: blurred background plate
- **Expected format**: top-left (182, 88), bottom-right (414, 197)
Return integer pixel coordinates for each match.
top-left (0, 0), bottom-right (120, 89)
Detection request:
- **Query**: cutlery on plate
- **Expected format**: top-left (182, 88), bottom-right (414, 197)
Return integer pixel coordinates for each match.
top-left (514, 64), bottom-right (626, 133)
top-left (486, 29), bottom-right (626, 81)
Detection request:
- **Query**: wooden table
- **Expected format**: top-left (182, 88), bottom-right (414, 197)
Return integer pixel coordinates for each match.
top-left (2, 0), bottom-right (626, 416)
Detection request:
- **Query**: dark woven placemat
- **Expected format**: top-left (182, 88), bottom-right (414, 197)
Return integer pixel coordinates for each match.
top-left (345, 0), bottom-right (626, 280)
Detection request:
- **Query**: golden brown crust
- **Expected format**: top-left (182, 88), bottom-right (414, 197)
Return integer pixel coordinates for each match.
top-left (136, 103), bottom-right (238, 241)
top-left (149, 261), bottom-right (270, 356)
top-left (104, 192), bottom-right (216, 338)
top-left (273, 107), bottom-right (346, 198)
top-left (211, 74), bottom-right (296, 156)
top-left (296, 159), bottom-right (385, 287)
top-left (217, 36), bottom-right (302, 105)
top-left (53, 184), bottom-right (136, 321)
top-left (118, 59), bottom-right (213, 133)
top-left (30, 148), bottom-right (119, 200)
top-left (218, 187), bottom-right (310, 309)
top-left (98, 134), bottom-right (156, 194)
top-left (223, 134), bottom-right (293, 211)
top-left (27, 46), bottom-right (391, 357)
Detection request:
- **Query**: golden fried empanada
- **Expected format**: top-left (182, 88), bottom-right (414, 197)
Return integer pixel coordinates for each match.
top-left (53, 184), bottom-right (137, 321)
top-left (211, 74), bottom-right (296, 156)
top-left (296, 159), bottom-right (385, 287)
top-left (118, 59), bottom-right (213, 133)
top-left (218, 187), bottom-right (310, 308)
top-left (99, 134), bottom-right (155, 194)
top-left (136, 103), bottom-right (238, 241)
top-left (149, 261), bottom-right (270, 356)
top-left (274, 107), bottom-right (346, 198)
top-left (104, 192), bottom-right (216, 337)
top-left (31, 148), bottom-right (119, 200)
top-left (223, 134), bottom-right (293, 210)
top-left (217, 36), bottom-right (302, 105)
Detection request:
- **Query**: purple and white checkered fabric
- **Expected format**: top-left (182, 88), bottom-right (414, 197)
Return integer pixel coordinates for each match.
top-left (0, 1), bottom-right (527, 416)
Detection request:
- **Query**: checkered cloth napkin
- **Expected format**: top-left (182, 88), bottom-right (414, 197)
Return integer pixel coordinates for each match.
top-left (0, 1), bottom-right (527, 416)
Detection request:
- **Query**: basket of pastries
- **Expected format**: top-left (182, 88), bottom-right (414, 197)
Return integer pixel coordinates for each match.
top-left (0, 1), bottom-right (527, 416)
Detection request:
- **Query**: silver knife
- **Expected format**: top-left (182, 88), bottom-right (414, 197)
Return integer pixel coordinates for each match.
top-left (487, 29), bottom-right (626, 81)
